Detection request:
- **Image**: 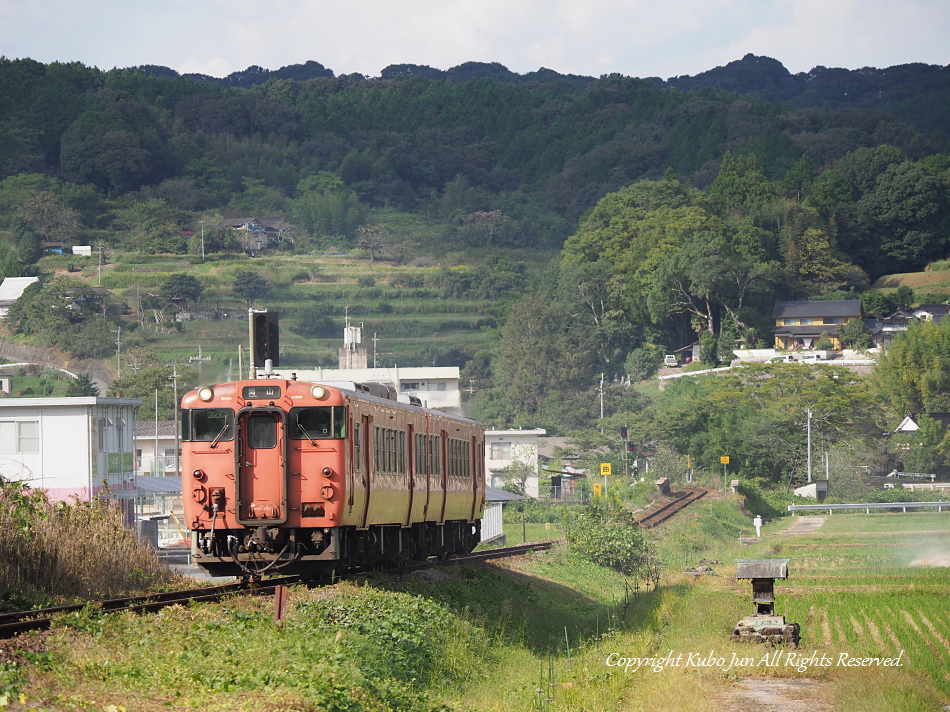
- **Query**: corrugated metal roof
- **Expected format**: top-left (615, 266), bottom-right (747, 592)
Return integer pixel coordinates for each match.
top-left (735, 559), bottom-right (789, 579)
top-left (485, 486), bottom-right (526, 502)
top-left (0, 276), bottom-right (38, 302)
top-left (133, 420), bottom-right (178, 437)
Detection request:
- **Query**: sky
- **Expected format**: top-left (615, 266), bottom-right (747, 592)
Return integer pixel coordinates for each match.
top-left (1, 0), bottom-right (948, 80)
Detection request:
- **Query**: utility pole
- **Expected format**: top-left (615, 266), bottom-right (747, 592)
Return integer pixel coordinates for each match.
top-left (110, 326), bottom-right (121, 378)
top-left (97, 242), bottom-right (103, 286)
top-left (598, 373), bottom-right (604, 432)
top-left (807, 408), bottom-right (813, 483)
top-left (154, 389), bottom-right (159, 477)
top-left (199, 220), bottom-right (206, 259)
top-left (168, 363), bottom-right (180, 478)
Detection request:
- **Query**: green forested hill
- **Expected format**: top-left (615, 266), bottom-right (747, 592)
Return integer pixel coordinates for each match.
top-left (1, 57), bottom-right (950, 435)
top-left (0, 56), bottom-right (944, 234)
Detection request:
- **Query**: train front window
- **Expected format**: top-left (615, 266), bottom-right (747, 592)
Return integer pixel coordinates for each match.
top-left (187, 409), bottom-right (234, 443)
top-left (290, 406), bottom-right (346, 440)
top-left (247, 413), bottom-right (277, 449)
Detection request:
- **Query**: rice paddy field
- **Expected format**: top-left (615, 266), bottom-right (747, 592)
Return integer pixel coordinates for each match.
top-left (501, 507), bottom-right (950, 711)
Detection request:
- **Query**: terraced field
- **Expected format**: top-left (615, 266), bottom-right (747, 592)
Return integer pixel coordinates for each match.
top-left (57, 250), bottom-right (529, 376)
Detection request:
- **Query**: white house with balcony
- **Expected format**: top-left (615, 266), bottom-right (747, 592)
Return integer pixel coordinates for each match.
top-left (290, 366), bottom-right (462, 411)
top-left (484, 428), bottom-right (547, 498)
top-left (133, 419), bottom-right (178, 476)
top-left (0, 397), bottom-right (142, 503)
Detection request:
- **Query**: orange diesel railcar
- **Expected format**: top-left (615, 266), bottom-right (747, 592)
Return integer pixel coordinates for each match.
top-left (181, 378), bottom-right (485, 577)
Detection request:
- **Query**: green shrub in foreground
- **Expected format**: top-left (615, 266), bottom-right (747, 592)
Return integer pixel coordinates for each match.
top-left (564, 503), bottom-right (645, 576)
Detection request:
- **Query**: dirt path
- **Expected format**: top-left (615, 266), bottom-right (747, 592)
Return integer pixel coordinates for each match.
top-left (779, 515), bottom-right (827, 536)
top-left (718, 517), bottom-right (833, 709)
top-left (0, 337), bottom-right (114, 392)
top-left (717, 678), bottom-right (832, 711)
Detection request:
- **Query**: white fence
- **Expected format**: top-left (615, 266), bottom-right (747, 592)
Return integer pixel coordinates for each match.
top-left (480, 502), bottom-right (503, 543)
top-left (788, 502), bottom-right (949, 514)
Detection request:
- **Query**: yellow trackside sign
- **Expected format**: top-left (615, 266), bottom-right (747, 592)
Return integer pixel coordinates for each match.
top-left (600, 463), bottom-right (612, 476)
top-left (720, 456), bottom-right (730, 464)
top-left (593, 483), bottom-right (603, 497)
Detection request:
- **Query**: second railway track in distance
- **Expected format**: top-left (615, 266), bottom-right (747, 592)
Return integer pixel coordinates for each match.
top-left (0, 541), bottom-right (554, 639)
top-left (636, 488), bottom-right (710, 528)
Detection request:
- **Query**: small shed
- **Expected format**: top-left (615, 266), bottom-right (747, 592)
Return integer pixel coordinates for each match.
top-left (480, 486), bottom-right (525, 545)
top-left (736, 558), bottom-right (789, 615)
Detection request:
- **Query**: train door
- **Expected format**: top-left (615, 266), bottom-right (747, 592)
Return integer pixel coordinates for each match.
top-left (405, 423), bottom-right (415, 526)
top-left (358, 414), bottom-right (372, 529)
top-left (469, 435), bottom-right (481, 521)
top-left (438, 429), bottom-right (448, 524)
top-left (236, 408), bottom-right (287, 525)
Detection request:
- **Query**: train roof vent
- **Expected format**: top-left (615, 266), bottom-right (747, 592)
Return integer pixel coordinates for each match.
top-left (397, 393), bottom-right (424, 407)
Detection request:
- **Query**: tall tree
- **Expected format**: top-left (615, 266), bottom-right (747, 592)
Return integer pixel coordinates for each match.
top-left (233, 270), bottom-right (271, 307)
top-left (872, 319), bottom-right (950, 413)
top-left (161, 273), bottom-right (203, 307)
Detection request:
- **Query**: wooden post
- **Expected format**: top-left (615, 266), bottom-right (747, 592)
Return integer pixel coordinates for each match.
top-left (274, 585), bottom-right (289, 626)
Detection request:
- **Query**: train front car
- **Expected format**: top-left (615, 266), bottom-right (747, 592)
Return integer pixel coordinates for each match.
top-left (181, 379), bottom-right (349, 577)
top-left (181, 378), bottom-right (485, 578)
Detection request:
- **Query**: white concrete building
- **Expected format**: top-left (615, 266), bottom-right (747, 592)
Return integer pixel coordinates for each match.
top-left (0, 397), bottom-right (142, 502)
top-left (290, 366), bottom-right (462, 411)
top-left (484, 428), bottom-right (547, 498)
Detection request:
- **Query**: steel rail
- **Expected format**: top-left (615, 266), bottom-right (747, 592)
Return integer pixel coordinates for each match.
top-left (636, 488), bottom-right (709, 528)
top-left (0, 542), bottom-right (554, 639)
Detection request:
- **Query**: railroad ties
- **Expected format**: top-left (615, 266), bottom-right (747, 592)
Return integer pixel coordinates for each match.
top-left (635, 488), bottom-right (709, 529)
top-left (0, 542), bottom-right (554, 639)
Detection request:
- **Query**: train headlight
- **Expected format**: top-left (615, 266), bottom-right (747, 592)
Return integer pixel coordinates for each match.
top-left (311, 385), bottom-right (328, 400)
top-left (193, 469), bottom-right (205, 481)
top-left (198, 387), bottom-right (214, 402)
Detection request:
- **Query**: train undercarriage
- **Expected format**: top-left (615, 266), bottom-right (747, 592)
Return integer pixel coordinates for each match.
top-left (191, 520), bottom-right (482, 578)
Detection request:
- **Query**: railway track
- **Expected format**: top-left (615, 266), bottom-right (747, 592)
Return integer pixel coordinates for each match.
top-left (0, 541), bottom-right (553, 639)
top-left (636, 488), bottom-right (709, 528)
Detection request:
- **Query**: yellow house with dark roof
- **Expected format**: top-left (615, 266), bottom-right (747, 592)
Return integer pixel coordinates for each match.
top-left (773, 300), bottom-right (863, 350)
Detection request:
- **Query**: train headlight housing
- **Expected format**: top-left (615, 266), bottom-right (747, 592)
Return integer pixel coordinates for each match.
top-left (198, 387), bottom-right (214, 402)
top-left (310, 385), bottom-right (328, 400)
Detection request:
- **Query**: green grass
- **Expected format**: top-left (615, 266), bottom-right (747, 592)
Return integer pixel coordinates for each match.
top-left (5, 501), bottom-right (949, 710)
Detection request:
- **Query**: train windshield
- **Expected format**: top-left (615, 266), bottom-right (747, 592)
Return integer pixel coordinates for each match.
top-left (182, 409), bottom-right (234, 443)
top-left (289, 406), bottom-right (346, 440)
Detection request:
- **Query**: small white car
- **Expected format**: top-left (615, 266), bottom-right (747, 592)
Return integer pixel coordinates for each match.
top-left (770, 354), bottom-right (795, 363)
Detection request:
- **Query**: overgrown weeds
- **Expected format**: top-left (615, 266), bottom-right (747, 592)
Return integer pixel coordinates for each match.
top-left (0, 477), bottom-right (181, 608)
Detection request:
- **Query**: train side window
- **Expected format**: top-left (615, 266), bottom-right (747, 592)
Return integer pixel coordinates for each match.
top-left (354, 422), bottom-right (361, 470)
top-left (187, 409), bottom-right (234, 442)
top-left (415, 432), bottom-right (426, 475)
top-left (374, 426), bottom-right (380, 470)
top-left (289, 406), bottom-right (346, 440)
top-left (429, 434), bottom-right (441, 477)
top-left (397, 431), bottom-right (406, 475)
